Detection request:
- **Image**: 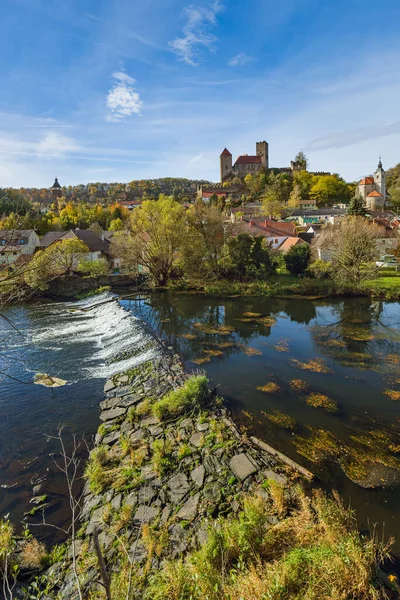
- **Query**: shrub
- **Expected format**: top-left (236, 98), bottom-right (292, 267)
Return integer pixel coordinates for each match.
top-left (152, 376), bottom-right (209, 420)
top-left (84, 446), bottom-right (114, 494)
top-left (307, 259), bottom-right (333, 279)
top-left (19, 539), bottom-right (47, 569)
top-left (284, 244), bottom-right (311, 275)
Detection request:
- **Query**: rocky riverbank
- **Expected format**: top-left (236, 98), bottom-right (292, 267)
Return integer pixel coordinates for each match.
top-left (44, 347), bottom-right (319, 599)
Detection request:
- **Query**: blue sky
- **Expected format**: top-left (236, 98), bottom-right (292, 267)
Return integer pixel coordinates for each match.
top-left (1, 0), bottom-right (400, 188)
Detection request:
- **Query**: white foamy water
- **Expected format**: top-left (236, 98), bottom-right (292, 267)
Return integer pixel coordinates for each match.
top-left (29, 292), bottom-right (160, 380)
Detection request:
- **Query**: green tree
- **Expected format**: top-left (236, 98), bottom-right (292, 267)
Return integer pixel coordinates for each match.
top-left (310, 175), bottom-right (349, 206)
top-left (347, 195), bottom-right (367, 217)
top-left (182, 202), bottom-right (231, 278)
top-left (24, 239), bottom-right (89, 290)
top-left (228, 234), bottom-right (275, 281)
top-left (284, 244), bottom-right (311, 275)
top-left (287, 184), bottom-right (302, 209)
top-left (294, 151), bottom-right (308, 170)
top-left (77, 258), bottom-right (109, 277)
top-left (314, 217), bottom-right (384, 285)
top-left (108, 218), bottom-right (124, 231)
top-left (127, 197), bottom-right (186, 285)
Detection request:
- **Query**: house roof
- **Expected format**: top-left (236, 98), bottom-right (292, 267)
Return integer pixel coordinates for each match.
top-left (67, 230), bottom-right (111, 253)
top-left (39, 231), bottom-right (64, 247)
top-left (367, 190), bottom-right (384, 197)
top-left (203, 192), bottom-right (227, 198)
top-left (277, 237), bottom-right (306, 252)
top-left (238, 219), bottom-right (295, 239)
top-left (220, 148), bottom-right (232, 157)
top-left (264, 220), bottom-right (297, 236)
top-left (235, 155), bottom-right (262, 165)
top-left (299, 199), bottom-right (316, 204)
top-left (0, 229), bottom-right (36, 239)
top-left (359, 177), bottom-right (375, 185)
top-left (298, 232), bottom-right (314, 244)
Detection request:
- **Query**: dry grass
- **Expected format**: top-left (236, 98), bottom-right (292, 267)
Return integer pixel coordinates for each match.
top-left (257, 382), bottom-right (281, 394)
top-left (144, 489), bottom-right (391, 600)
top-left (306, 393), bottom-right (338, 413)
top-left (19, 538), bottom-right (47, 569)
top-left (291, 358), bottom-right (333, 374)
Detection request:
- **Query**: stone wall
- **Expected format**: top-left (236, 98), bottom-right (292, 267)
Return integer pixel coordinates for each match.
top-left (50, 348), bottom-right (312, 598)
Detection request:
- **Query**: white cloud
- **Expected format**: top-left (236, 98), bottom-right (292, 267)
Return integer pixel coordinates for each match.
top-left (189, 152), bottom-right (203, 163)
top-left (36, 131), bottom-right (79, 157)
top-left (106, 71), bottom-right (143, 122)
top-left (169, 1), bottom-right (223, 66)
top-left (228, 53), bottom-right (253, 67)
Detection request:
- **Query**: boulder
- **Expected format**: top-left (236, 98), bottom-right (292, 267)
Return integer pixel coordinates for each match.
top-left (100, 407), bottom-right (126, 422)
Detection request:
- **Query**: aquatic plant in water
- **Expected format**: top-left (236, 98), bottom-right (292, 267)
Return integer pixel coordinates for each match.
top-left (257, 382), bottom-right (281, 394)
top-left (274, 339), bottom-right (289, 353)
top-left (306, 393), bottom-right (338, 413)
top-left (265, 410), bottom-right (296, 429)
top-left (289, 379), bottom-right (309, 393)
top-left (193, 323), bottom-right (235, 336)
top-left (291, 358), bottom-right (333, 374)
top-left (383, 389), bottom-right (400, 401)
top-left (294, 429), bottom-right (342, 463)
top-left (240, 345), bottom-right (263, 356)
top-left (178, 333), bottom-right (197, 341)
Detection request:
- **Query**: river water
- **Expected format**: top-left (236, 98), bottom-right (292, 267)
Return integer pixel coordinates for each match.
top-left (1, 291), bottom-right (400, 552)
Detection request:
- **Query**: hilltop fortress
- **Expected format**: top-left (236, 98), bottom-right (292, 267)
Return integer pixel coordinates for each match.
top-left (220, 141), bottom-right (308, 182)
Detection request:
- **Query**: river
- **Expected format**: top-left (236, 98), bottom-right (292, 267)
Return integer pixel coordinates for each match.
top-left (1, 291), bottom-right (400, 552)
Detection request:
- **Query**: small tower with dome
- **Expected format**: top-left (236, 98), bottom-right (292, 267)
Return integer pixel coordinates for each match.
top-left (50, 177), bottom-right (62, 200)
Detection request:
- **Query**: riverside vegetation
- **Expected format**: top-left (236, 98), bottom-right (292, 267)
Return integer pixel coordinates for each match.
top-left (1, 353), bottom-right (399, 599)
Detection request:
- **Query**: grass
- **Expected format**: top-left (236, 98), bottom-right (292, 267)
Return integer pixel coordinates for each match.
top-left (152, 375), bottom-right (209, 420)
top-left (144, 489), bottom-right (391, 600)
top-left (265, 410), bottom-right (296, 429)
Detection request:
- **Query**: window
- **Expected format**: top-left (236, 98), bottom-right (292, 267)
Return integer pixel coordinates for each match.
top-left (0, 240), bottom-right (6, 246)
top-left (19, 239), bottom-right (26, 245)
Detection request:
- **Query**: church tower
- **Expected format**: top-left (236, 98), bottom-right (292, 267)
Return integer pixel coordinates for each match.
top-left (374, 157), bottom-right (386, 199)
top-left (51, 177), bottom-right (62, 200)
top-left (220, 148), bottom-right (233, 182)
top-left (256, 141), bottom-right (269, 169)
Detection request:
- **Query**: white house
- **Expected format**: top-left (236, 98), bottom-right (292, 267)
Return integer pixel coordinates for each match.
top-left (0, 230), bottom-right (40, 265)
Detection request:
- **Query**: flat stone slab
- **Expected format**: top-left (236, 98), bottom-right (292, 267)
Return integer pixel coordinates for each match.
top-left (176, 493), bottom-right (200, 521)
top-left (102, 430), bottom-right (121, 446)
top-left (190, 465), bottom-right (205, 488)
top-left (140, 417), bottom-right (160, 427)
top-left (133, 505), bottom-right (159, 524)
top-left (189, 432), bottom-right (204, 448)
top-left (263, 469), bottom-right (287, 486)
top-left (104, 380), bottom-right (116, 394)
top-left (196, 422), bottom-right (209, 432)
top-left (167, 473), bottom-right (191, 504)
top-left (229, 453), bottom-right (258, 481)
top-left (100, 407), bottom-right (126, 422)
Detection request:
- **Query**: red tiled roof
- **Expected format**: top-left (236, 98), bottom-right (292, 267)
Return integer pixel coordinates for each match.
top-left (220, 148), bottom-right (232, 157)
top-left (235, 155), bottom-right (262, 165)
top-left (277, 237), bottom-right (306, 252)
top-left (264, 220), bottom-right (297, 236)
top-left (203, 192), bottom-right (227, 198)
top-left (367, 190), bottom-right (384, 197)
top-left (359, 177), bottom-right (375, 185)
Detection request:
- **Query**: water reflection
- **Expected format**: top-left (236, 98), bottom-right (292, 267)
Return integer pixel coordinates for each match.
top-left (124, 291), bottom-right (400, 553)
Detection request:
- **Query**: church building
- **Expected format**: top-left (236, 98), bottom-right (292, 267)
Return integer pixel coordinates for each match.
top-left (356, 159), bottom-right (390, 211)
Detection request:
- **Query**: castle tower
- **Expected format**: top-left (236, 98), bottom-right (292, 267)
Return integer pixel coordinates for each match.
top-left (374, 157), bottom-right (386, 199)
top-left (220, 148), bottom-right (232, 182)
top-left (256, 141), bottom-right (269, 169)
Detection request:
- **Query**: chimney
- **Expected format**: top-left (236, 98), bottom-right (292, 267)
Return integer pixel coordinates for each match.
top-left (250, 220), bottom-right (254, 227)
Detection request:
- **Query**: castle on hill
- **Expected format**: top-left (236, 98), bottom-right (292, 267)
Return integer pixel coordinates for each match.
top-left (356, 158), bottom-right (391, 211)
top-left (220, 141), bottom-right (306, 182)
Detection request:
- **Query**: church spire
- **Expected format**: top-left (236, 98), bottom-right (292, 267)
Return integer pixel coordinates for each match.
top-left (378, 155), bottom-right (383, 169)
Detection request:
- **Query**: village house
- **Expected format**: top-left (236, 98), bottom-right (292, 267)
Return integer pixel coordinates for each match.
top-left (197, 184), bottom-right (242, 203)
top-left (288, 208), bottom-right (347, 226)
top-left (237, 218), bottom-right (305, 252)
top-left (0, 229), bottom-right (40, 265)
top-left (39, 229), bottom-right (111, 263)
